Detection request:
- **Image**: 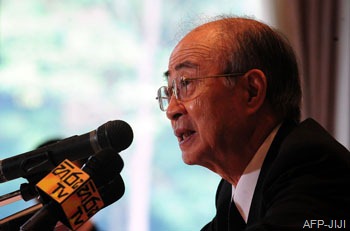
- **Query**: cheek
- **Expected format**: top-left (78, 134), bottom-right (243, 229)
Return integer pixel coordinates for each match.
top-left (192, 90), bottom-right (241, 138)
top-left (189, 97), bottom-right (216, 121)
top-left (189, 97), bottom-right (222, 138)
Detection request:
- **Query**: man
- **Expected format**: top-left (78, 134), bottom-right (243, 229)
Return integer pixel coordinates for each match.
top-left (156, 16), bottom-right (350, 230)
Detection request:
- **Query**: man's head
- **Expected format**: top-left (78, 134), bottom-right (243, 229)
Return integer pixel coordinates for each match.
top-left (159, 16), bottom-right (301, 180)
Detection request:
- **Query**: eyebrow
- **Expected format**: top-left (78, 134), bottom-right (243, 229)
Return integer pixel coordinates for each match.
top-left (163, 61), bottom-right (199, 80)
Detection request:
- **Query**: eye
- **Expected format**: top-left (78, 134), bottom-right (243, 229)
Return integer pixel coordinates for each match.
top-left (179, 77), bottom-right (191, 87)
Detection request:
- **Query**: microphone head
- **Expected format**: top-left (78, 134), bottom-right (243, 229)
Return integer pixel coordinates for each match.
top-left (97, 120), bottom-right (133, 152)
top-left (82, 148), bottom-right (124, 187)
top-left (83, 149), bottom-right (125, 208)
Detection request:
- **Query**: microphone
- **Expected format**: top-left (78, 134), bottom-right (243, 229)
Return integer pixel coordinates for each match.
top-left (20, 148), bottom-right (125, 230)
top-left (0, 120), bottom-right (133, 183)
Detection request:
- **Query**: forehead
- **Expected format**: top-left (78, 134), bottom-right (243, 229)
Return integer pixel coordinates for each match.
top-left (166, 25), bottom-right (221, 79)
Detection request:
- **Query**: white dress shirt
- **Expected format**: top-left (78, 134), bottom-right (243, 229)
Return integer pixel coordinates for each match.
top-left (231, 124), bottom-right (281, 223)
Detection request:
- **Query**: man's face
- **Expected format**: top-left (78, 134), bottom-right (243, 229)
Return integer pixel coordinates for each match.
top-left (165, 25), bottom-right (247, 170)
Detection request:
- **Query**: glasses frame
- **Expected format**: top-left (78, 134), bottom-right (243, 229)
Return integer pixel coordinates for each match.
top-left (156, 73), bottom-right (245, 111)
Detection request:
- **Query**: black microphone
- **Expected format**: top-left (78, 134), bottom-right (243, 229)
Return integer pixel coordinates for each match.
top-left (0, 120), bottom-right (133, 183)
top-left (20, 148), bottom-right (125, 230)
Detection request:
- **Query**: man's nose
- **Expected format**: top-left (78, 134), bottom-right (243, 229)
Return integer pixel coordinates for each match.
top-left (166, 96), bottom-right (186, 120)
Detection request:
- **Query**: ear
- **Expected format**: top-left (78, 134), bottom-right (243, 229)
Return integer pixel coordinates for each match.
top-left (243, 69), bottom-right (267, 114)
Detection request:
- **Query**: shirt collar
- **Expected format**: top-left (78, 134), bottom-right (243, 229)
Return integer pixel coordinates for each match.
top-left (231, 123), bottom-right (281, 223)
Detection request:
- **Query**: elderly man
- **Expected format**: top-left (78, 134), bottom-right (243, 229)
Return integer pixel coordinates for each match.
top-left (156, 16), bottom-right (350, 230)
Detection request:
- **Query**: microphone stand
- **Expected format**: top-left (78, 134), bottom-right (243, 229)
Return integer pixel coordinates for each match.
top-left (0, 204), bottom-right (42, 231)
top-left (0, 190), bottom-right (23, 207)
top-left (20, 203), bottom-right (59, 231)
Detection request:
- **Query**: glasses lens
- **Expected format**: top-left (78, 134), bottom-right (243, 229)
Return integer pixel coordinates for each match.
top-left (157, 86), bottom-right (170, 111)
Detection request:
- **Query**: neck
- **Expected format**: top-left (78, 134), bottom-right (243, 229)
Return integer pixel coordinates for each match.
top-left (216, 112), bottom-right (280, 186)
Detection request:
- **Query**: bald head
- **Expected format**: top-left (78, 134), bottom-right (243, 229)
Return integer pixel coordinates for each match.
top-left (170, 16), bottom-right (301, 122)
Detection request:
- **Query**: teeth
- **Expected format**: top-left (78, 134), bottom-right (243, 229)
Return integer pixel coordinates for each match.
top-left (182, 131), bottom-right (193, 140)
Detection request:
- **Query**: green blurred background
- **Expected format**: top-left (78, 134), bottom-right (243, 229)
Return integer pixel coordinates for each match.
top-left (0, 1), bottom-right (272, 230)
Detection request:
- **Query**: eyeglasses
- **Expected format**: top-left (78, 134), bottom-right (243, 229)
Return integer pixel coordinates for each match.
top-left (156, 73), bottom-right (244, 111)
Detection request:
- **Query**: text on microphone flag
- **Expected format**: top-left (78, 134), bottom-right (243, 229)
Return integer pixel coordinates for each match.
top-left (36, 159), bottom-right (104, 230)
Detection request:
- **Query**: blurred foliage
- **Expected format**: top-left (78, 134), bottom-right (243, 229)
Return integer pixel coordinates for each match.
top-left (0, 0), bottom-right (261, 230)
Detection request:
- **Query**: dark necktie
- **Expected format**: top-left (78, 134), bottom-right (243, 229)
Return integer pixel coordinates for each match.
top-left (228, 201), bottom-right (246, 230)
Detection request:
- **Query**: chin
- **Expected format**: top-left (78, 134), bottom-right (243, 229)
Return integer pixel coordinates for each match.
top-left (181, 153), bottom-right (197, 165)
top-left (182, 150), bottom-right (207, 166)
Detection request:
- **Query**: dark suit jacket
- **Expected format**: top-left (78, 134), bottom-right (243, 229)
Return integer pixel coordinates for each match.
top-left (201, 118), bottom-right (350, 230)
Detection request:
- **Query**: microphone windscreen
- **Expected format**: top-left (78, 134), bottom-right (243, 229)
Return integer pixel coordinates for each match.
top-left (82, 148), bottom-right (124, 187)
top-left (97, 120), bottom-right (133, 152)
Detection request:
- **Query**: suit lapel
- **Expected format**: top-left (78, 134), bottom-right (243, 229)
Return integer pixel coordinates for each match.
top-left (228, 201), bottom-right (246, 230)
top-left (247, 120), bottom-right (297, 224)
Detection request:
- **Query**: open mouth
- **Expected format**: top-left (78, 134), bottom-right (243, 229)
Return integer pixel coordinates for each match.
top-left (176, 130), bottom-right (196, 143)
